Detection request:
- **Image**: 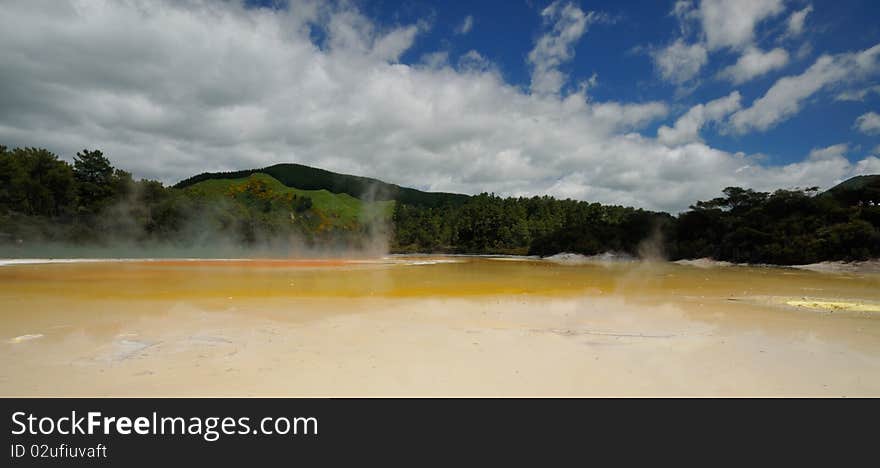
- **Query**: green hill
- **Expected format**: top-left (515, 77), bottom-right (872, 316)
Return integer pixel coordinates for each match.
top-left (184, 173), bottom-right (393, 231)
top-left (824, 174), bottom-right (880, 206)
top-left (175, 163), bottom-right (469, 208)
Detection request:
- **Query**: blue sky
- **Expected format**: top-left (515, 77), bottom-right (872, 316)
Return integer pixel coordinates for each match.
top-left (292, 0), bottom-right (880, 166)
top-left (2, 0), bottom-right (879, 211)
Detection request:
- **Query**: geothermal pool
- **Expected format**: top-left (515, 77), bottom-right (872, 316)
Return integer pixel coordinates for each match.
top-left (1, 256), bottom-right (879, 396)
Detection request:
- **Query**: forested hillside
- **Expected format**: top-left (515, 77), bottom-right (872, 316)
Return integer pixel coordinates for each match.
top-left (176, 163), bottom-right (469, 208)
top-left (0, 146), bottom-right (390, 253)
top-left (1, 144), bottom-right (878, 263)
top-left (392, 182), bottom-right (880, 263)
top-left (392, 194), bottom-right (672, 256)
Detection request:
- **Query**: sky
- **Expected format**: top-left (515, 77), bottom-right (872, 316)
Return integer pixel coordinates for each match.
top-left (1, 0), bottom-right (880, 212)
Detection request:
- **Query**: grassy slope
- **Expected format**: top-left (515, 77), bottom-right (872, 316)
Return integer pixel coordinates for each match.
top-left (174, 163), bottom-right (470, 208)
top-left (183, 173), bottom-right (394, 229)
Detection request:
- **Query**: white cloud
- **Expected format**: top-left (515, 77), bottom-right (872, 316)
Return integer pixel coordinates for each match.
top-left (672, 0), bottom-right (698, 34)
top-left (697, 0), bottom-right (786, 51)
top-left (658, 91), bottom-right (742, 146)
top-left (786, 5), bottom-right (813, 37)
top-left (746, 143), bottom-right (878, 190)
top-left (855, 112), bottom-right (880, 135)
top-left (420, 51), bottom-right (449, 68)
top-left (717, 47), bottom-right (789, 84)
top-left (0, 0), bottom-right (876, 214)
top-left (655, 0), bottom-right (785, 85)
top-left (577, 72), bottom-right (599, 94)
top-left (728, 43), bottom-right (880, 134)
top-left (457, 50), bottom-right (493, 72)
top-left (795, 42), bottom-right (813, 61)
top-left (543, 140), bottom-right (874, 211)
top-left (326, 9), bottom-right (425, 62)
top-left (455, 15), bottom-right (474, 35)
top-left (652, 39), bottom-right (708, 85)
top-left (854, 156), bottom-right (880, 175)
top-left (527, 1), bottom-right (599, 95)
top-left (835, 85), bottom-right (880, 102)
top-left (808, 143), bottom-right (848, 161)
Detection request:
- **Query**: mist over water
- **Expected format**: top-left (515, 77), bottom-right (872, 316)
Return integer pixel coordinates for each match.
top-left (636, 223), bottom-right (667, 262)
top-left (1, 178), bottom-right (396, 260)
top-left (355, 181), bottom-right (394, 258)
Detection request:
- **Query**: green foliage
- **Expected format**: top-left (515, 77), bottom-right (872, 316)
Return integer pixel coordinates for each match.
top-left (0, 147), bottom-right (395, 251)
top-left (392, 193), bottom-right (672, 256)
top-left (0, 146), bottom-right (76, 217)
top-left (72, 149), bottom-right (115, 213)
top-left (394, 183), bottom-right (880, 263)
top-left (174, 163), bottom-right (469, 208)
top-left (823, 175), bottom-right (880, 206)
top-left (670, 186), bottom-right (880, 264)
top-left (184, 173), bottom-right (392, 233)
top-left (1, 143), bottom-right (877, 264)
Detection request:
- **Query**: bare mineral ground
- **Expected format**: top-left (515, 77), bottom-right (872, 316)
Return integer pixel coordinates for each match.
top-left (1, 256), bottom-right (879, 396)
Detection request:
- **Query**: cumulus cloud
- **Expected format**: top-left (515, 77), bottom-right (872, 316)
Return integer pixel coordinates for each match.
top-left (527, 1), bottom-right (601, 96)
top-left (697, 0), bottom-right (785, 51)
top-left (457, 50), bottom-right (493, 72)
top-left (657, 91), bottom-right (742, 146)
top-left (576, 72), bottom-right (599, 95)
top-left (455, 15), bottom-right (474, 35)
top-left (544, 140), bottom-right (876, 211)
top-left (717, 47), bottom-right (789, 84)
top-left (655, 0), bottom-right (786, 85)
top-left (420, 51), bottom-right (449, 68)
top-left (835, 85), bottom-right (880, 102)
top-left (0, 0), bottom-right (876, 214)
top-left (728, 43), bottom-right (880, 134)
top-left (652, 39), bottom-right (709, 85)
top-left (671, 0), bottom-right (699, 35)
top-left (854, 156), bottom-right (880, 175)
top-left (821, 144), bottom-right (880, 176)
top-left (326, 8), bottom-right (425, 62)
top-left (786, 5), bottom-right (813, 37)
top-left (741, 144), bottom-right (880, 191)
top-left (855, 112), bottom-right (880, 135)
top-left (808, 143), bottom-right (848, 161)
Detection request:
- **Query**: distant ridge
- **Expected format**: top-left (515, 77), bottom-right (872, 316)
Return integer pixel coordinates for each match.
top-left (824, 174), bottom-right (880, 205)
top-left (174, 163), bottom-right (470, 208)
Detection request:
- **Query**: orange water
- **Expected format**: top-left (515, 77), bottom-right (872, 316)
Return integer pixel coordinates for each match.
top-left (1, 257), bottom-right (879, 396)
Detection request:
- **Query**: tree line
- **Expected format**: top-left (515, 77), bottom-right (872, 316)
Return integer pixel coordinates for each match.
top-left (0, 145), bottom-right (327, 250)
top-left (392, 184), bottom-right (880, 264)
top-left (1, 144), bottom-right (878, 263)
top-left (392, 193), bottom-right (670, 256)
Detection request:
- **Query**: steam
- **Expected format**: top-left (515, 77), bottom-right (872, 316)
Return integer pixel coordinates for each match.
top-left (0, 178), bottom-right (395, 260)
top-left (356, 181), bottom-right (393, 258)
top-left (544, 252), bottom-right (637, 265)
top-left (541, 219), bottom-right (669, 264)
top-left (637, 223), bottom-right (667, 262)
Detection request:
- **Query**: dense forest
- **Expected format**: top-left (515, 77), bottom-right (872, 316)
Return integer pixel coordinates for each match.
top-left (393, 184), bottom-right (880, 264)
top-left (1, 144), bottom-right (879, 264)
top-left (392, 194), bottom-right (673, 257)
top-left (0, 145), bottom-right (386, 254)
top-left (177, 163), bottom-right (470, 208)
